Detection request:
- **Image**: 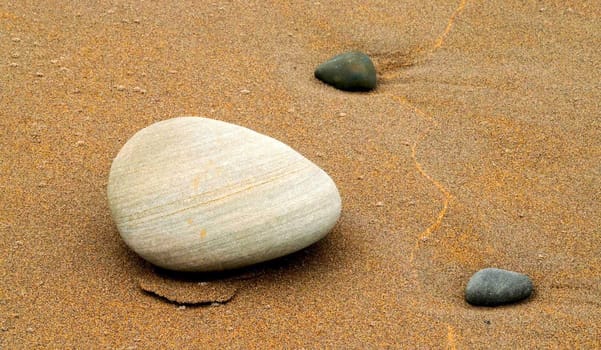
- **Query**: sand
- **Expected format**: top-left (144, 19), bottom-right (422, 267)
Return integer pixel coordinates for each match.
top-left (1, 0), bottom-right (600, 348)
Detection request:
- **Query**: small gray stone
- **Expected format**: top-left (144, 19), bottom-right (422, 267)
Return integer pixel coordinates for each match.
top-left (465, 268), bottom-right (533, 306)
top-left (314, 51), bottom-right (376, 91)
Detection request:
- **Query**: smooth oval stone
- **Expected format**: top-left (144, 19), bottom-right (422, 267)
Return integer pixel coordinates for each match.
top-left (108, 117), bottom-right (342, 272)
top-left (465, 268), bottom-right (534, 306)
top-left (314, 51), bottom-right (377, 91)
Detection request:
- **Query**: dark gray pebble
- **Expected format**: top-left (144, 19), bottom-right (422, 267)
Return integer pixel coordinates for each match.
top-left (314, 51), bottom-right (377, 91)
top-left (465, 268), bottom-right (533, 306)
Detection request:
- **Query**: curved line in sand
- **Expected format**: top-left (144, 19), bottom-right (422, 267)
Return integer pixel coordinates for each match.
top-left (431, 0), bottom-right (468, 53)
top-left (386, 0), bottom-right (467, 261)
top-left (384, 1), bottom-right (468, 348)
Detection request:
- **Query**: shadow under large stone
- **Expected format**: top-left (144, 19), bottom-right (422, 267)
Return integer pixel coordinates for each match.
top-left (135, 234), bottom-right (336, 306)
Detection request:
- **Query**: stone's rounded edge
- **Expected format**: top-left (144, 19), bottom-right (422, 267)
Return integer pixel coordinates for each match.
top-left (162, 166), bottom-right (343, 273)
top-left (314, 51), bottom-right (377, 92)
top-left (107, 116), bottom-right (343, 272)
top-left (465, 268), bottom-right (534, 306)
top-left (106, 117), bottom-right (214, 253)
top-left (348, 51), bottom-right (377, 90)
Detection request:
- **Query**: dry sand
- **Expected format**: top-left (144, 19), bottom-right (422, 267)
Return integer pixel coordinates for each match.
top-left (1, 0), bottom-right (600, 348)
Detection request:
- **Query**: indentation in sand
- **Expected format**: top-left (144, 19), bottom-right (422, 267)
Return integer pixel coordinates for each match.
top-left (137, 266), bottom-right (261, 305)
top-left (377, 0), bottom-right (468, 82)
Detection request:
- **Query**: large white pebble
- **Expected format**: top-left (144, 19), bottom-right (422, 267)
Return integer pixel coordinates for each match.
top-left (108, 117), bottom-right (341, 272)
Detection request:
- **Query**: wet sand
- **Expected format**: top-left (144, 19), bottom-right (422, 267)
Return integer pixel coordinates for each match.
top-left (1, 1), bottom-right (600, 348)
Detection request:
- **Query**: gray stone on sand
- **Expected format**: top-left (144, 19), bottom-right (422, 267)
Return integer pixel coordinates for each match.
top-left (465, 268), bottom-right (533, 306)
top-left (314, 51), bottom-right (377, 91)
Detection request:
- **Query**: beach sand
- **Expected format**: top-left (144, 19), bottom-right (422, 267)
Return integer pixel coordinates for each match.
top-left (1, 0), bottom-right (600, 348)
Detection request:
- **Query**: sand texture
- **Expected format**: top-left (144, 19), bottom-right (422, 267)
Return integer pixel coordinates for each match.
top-left (1, 0), bottom-right (600, 348)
